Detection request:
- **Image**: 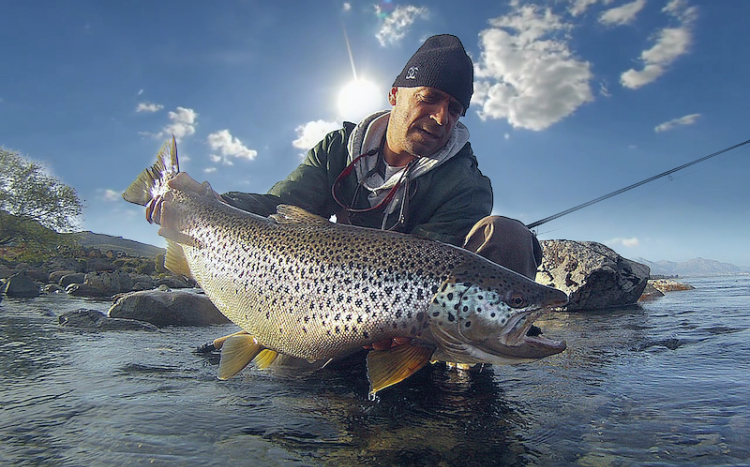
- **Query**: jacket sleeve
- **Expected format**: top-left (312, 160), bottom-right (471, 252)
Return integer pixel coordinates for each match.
top-left (221, 127), bottom-right (348, 217)
top-left (410, 160), bottom-right (493, 246)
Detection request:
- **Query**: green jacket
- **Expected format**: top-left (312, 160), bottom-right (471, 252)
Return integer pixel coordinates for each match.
top-left (222, 122), bottom-right (493, 246)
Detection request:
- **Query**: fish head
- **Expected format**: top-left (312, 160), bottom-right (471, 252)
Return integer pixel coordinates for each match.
top-left (426, 262), bottom-right (568, 365)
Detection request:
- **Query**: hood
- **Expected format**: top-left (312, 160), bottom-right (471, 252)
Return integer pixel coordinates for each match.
top-left (346, 110), bottom-right (470, 216)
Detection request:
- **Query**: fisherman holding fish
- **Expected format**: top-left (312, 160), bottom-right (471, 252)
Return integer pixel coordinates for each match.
top-left (171, 34), bottom-right (542, 282)
top-left (128, 35), bottom-right (567, 395)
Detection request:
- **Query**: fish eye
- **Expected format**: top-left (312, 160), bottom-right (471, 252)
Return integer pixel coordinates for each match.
top-left (508, 292), bottom-right (526, 308)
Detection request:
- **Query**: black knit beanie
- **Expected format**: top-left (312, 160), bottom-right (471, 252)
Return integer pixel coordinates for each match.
top-left (392, 34), bottom-right (473, 114)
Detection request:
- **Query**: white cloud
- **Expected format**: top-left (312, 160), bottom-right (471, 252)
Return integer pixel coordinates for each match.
top-left (136, 102), bottom-right (164, 113)
top-left (137, 89), bottom-right (144, 96)
top-left (100, 188), bottom-right (122, 202)
top-left (343, 3), bottom-right (351, 12)
top-left (473, 4), bottom-right (594, 131)
top-left (207, 129), bottom-right (257, 165)
top-left (599, 0), bottom-right (646, 26)
top-left (607, 237), bottom-right (640, 248)
top-left (569, 0), bottom-right (614, 16)
top-left (375, 5), bottom-right (429, 47)
top-left (620, 0), bottom-right (697, 89)
top-left (654, 113), bottom-right (701, 132)
top-left (293, 120), bottom-right (340, 159)
top-left (203, 167), bottom-right (217, 174)
top-left (152, 107), bottom-right (198, 142)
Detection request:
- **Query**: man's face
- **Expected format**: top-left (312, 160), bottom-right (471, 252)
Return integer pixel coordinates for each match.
top-left (386, 86), bottom-right (464, 159)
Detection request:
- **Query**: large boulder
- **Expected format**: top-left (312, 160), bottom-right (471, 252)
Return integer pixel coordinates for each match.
top-left (66, 270), bottom-right (134, 297)
top-left (2, 272), bottom-right (41, 298)
top-left (536, 240), bottom-right (650, 311)
top-left (156, 275), bottom-right (195, 289)
top-left (59, 272), bottom-right (86, 287)
top-left (108, 290), bottom-right (231, 326)
top-left (59, 309), bottom-right (159, 331)
top-left (0, 264), bottom-right (14, 279)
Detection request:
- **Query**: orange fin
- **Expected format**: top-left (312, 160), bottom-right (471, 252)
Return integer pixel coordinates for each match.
top-left (253, 349), bottom-right (279, 369)
top-left (366, 342), bottom-right (434, 396)
top-left (218, 335), bottom-right (264, 380)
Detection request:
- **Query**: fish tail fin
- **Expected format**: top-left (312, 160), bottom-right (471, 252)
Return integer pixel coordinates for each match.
top-left (218, 335), bottom-right (264, 380)
top-left (122, 135), bottom-right (180, 206)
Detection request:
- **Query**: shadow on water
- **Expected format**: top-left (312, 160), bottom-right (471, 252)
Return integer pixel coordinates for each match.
top-left (202, 351), bottom-right (531, 467)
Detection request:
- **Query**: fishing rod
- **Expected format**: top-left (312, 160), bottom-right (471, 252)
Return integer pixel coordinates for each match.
top-left (526, 138), bottom-right (750, 230)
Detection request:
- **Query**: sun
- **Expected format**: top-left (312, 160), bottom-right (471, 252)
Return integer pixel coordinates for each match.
top-left (337, 79), bottom-right (384, 121)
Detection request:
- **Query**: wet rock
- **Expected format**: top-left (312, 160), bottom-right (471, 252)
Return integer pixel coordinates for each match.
top-left (66, 270), bottom-right (134, 297)
top-left (42, 284), bottom-right (65, 294)
top-left (638, 282), bottom-right (665, 302)
top-left (59, 308), bottom-right (159, 331)
top-left (2, 272), bottom-right (41, 298)
top-left (536, 240), bottom-right (650, 311)
top-left (49, 270), bottom-right (77, 285)
top-left (108, 289), bottom-right (231, 326)
top-left (130, 274), bottom-right (156, 291)
top-left (650, 279), bottom-right (695, 293)
top-left (59, 272), bottom-right (86, 287)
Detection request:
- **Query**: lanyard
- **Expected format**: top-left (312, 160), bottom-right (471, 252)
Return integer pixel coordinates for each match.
top-left (331, 149), bottom-right (416, 215)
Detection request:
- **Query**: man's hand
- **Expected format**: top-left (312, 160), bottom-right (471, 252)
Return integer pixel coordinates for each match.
top-left (146, 172), bottom-right (225, 225)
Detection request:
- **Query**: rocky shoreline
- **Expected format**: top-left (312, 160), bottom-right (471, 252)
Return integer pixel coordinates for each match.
top-left (0, 240), bottom-right (695, 331)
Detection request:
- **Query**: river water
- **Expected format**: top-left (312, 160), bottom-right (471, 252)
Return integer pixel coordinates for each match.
top-left (1, 275), bottom-right (748, 466)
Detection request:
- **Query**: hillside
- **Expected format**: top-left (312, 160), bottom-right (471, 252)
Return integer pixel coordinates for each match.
top-left (637, 257), bottom-right (750, 277)
top-left (70, 231), bottom-right (165, 259)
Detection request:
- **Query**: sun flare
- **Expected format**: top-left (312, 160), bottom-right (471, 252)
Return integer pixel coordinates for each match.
top-left (337, 79), bottom-right (384, 121)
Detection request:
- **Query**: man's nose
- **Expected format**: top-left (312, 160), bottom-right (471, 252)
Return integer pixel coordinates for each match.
top-left (431, 102), bottom-right (449, 126)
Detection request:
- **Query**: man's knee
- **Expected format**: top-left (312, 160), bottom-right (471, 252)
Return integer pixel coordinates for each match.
top-left (463, 216), bottom-right (542, 279)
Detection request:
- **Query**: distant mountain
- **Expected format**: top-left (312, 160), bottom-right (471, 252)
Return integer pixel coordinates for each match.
top-left (636, 257), bottom-right (750, 277)
top-left (69, 231), bottom-right (165, 259)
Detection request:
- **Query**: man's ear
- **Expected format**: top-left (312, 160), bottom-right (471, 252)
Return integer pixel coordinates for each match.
top-left (388, 87), bottom-right (398, 106)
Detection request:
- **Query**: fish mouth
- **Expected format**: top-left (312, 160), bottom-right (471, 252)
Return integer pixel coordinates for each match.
top-left (430, 308), bottom-right (566, 364)
top-left (496, 308), bottom-right (567, 358)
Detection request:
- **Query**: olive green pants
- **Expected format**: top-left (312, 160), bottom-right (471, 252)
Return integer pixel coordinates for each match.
top-left (462, 216), bottom-right (542, 280)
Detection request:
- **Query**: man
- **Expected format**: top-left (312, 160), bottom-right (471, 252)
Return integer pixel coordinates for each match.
top-left (172, 34), bottom-right (542, 280)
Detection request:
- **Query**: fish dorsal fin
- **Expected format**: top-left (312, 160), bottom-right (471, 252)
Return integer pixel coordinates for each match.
top-left (218, 335), bottom-right (264, 380)
top-left (253, 349), bottom-right (279, 369)
top-left (164, 239), bottom-right (194, 279)
top-left (270, 205), bottom-right (330, 225)
top-left (366, 342), bottom-right (434, 396)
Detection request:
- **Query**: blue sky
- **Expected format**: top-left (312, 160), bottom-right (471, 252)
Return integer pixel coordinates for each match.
top-left (2, 0), bottom-right (749, 267)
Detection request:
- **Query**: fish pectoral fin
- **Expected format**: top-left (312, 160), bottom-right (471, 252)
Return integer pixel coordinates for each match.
top-left (271, 205), bottom-right (330, 225)
top-left (366, 342), bottom-right (434, 396)
top-left (163, 239), bottom-right (194, 278)
top-left (159, 228), bottom-right (196, 247)
top-left (217, 335), bottom-right (264, 380)
top-left (253, 349), bottom-right (279, 369)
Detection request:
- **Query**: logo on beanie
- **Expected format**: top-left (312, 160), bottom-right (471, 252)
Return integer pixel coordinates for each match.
top-left (405, 66), bottom-right (419, 80)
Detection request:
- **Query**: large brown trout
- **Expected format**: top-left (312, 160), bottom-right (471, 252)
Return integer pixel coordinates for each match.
top-left (123, 137), bottom-right (568, 396)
